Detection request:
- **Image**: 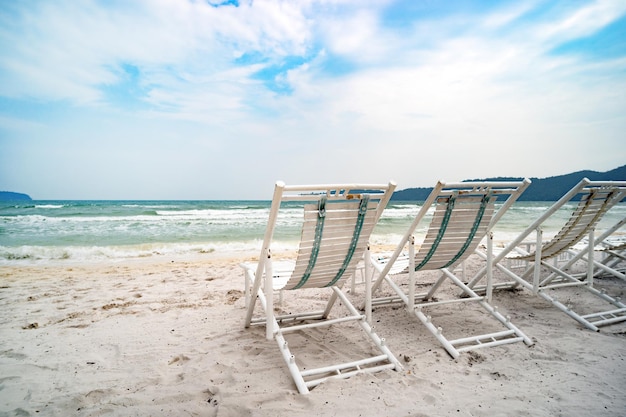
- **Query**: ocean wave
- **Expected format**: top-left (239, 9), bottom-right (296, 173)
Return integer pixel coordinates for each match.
top-left (155, 208), bottom-right (274, 218)
top-left (0, 204), bottom-right (36, 210)
top-left (122, 204), bottom-right (181, 209)
top-left (0, 241), bottom-right (278, 265)
top-left (2, 200), bottom-right (624, 265)
top-left (35, 204), bottom-right (65, 209)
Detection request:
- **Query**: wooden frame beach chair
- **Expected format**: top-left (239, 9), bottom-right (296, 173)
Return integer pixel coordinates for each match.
top-left (368, 180), bottom-right (534, 359)
top-left (241, 181), bottom-right (402, 394)
top-left (468, 179), bottom-right (626, 331)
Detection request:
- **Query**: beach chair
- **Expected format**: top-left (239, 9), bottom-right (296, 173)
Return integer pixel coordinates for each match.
top-left (592, 217), bottom-right (626, 280)
top-left (368, 180), bottom-right (534, 359)
top-left (560, 216), bottom-right (626, 282)
top-left (241, 181), bottom-right (402, 394)
top-left (468, 179), bottom-right (626, 331)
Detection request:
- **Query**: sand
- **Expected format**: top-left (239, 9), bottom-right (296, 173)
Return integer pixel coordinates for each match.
top-left (1, 251), bottom-right (625, 417)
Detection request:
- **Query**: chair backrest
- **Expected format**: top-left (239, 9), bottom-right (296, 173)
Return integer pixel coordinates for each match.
top-left (257, 181), bottom-right (396, 291)
top-left (378, 179), bottom-right (531, 277)
top-left (513, 180), bottom-right (626, 261)
top-left (414, 180), bottom-right (531, 271)
top-left (414, 193), bottom-right (496, 270)
top-left (285, 198), bottom-right (380, 289)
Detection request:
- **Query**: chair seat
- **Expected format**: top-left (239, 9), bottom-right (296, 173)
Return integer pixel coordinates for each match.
top-left (241, 261), bottom-right (294, 290)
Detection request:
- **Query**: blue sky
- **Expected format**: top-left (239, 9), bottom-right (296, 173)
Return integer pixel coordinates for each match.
top-left (1, 0), bottom-right (625, 199)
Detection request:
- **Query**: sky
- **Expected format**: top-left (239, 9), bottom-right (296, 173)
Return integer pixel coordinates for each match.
top-left (1, 0), bottom-right (625, 200)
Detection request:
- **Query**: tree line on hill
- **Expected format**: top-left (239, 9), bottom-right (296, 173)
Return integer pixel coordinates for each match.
top-left (391, 165), bottom-right (626, 201)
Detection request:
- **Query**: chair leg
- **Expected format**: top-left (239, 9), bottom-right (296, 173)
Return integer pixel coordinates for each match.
top-left (265, 257), bottom-right (274, 340)
top-left (365, 246), bottom-right (372, 324)
top-left (269, 286), bottom-right (402, 394)
top-left (414, 267), bottom-right (533, 359)
top-left (275, 329), bottom-right (309, 394)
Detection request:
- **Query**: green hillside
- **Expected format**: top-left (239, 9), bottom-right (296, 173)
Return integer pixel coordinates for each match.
top-left (391, 165), bottom-right (626, 201)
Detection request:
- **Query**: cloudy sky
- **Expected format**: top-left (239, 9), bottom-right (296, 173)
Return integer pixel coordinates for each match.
top-left (1, 0), bottom-right (625, 199)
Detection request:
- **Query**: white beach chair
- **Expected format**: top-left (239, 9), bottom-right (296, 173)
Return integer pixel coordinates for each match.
top-left (368, 180), bottom-right (534, 359)
top-left (241, 181), bottom-right (402, 394)
top-left (561, 216), bottom-right (626, 282)
top-left (592, 217), bottom-right (626, 279)
top-left (468, 179), bottom-right (626, 331)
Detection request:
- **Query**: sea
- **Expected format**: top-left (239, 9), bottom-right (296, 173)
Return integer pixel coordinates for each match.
top-left (1, 200), bottom-right (625, 266)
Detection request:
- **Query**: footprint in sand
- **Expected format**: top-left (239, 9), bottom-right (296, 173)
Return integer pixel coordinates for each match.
top-left (203, 387), bottom-right (221, 416)
top-left (225, 290), bottom-right (243, 305)
top-left (168, 354), bottom-right (191, 365)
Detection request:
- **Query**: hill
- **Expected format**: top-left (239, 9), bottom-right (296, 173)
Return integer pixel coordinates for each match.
top-left (391, 165), bottom-right (626, 201)
top-left (0, 191), bottom-right (33, 202)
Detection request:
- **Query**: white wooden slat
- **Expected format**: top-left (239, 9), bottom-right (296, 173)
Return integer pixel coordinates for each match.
top-left (283, 199), bottom-right (380, 290)
top-left (410, 196), bottom-right (495, 269)
top-left (532, 193), bottom-right (614, 260)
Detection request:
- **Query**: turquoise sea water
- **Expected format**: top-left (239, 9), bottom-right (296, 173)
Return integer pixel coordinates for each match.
top-left (1, 200), bottom-right (625, 265)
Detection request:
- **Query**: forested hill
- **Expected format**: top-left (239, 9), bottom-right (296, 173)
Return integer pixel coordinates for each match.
top-left (391, 165), bottom-right (626, 201)
top-left (0, 191), bottom-right (32, 202)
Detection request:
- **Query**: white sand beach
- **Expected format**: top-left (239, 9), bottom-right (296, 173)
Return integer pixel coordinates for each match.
top-left (1, 251), bottom-right (625, 417)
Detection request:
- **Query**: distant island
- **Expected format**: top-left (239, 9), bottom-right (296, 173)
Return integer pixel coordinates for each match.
top-left (391, 164), bottom-right (626, 201)
top-left (0, 191), bottom-right (32, 202)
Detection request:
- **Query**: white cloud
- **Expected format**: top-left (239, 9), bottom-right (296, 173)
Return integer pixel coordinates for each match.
top-left (534, 0), bottom-right (626, 44)
top-left (0, 0), bottom-right (625, 198)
